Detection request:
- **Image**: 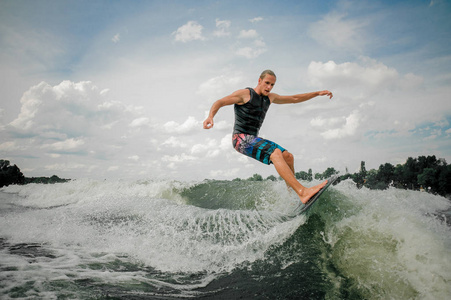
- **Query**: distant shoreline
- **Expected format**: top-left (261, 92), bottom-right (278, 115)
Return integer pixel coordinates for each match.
top-left (2, 155), bottom-right (451, 198)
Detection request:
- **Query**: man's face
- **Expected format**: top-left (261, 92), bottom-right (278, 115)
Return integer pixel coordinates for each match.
top-left (258, 74), bottom-right (276, 96)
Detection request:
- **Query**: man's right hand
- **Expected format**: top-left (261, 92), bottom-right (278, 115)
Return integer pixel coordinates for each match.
top-left (203, 117), bottom-right (214, 129)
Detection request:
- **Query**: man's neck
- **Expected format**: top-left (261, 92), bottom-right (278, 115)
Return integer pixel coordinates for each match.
top-left (253, 86), bottom-right (263, 95)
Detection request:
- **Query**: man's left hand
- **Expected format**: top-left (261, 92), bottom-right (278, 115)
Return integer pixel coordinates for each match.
top-left (319, 90), bottom-right (333, 99)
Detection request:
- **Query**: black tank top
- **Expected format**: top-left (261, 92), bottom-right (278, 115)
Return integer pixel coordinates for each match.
top-left (233, 88), bottom-right (271, 136)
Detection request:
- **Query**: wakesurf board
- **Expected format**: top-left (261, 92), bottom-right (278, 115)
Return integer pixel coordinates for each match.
top-left (289, 175), bottom-right (339, 217)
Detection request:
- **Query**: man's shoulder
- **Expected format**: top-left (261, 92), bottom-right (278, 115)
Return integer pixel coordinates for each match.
top-left (234, 88), bottom-right (252, 94)
top-left (231, 88), bottom-right (251, 104)
top-left (267, 92), bottom-right (277, 102)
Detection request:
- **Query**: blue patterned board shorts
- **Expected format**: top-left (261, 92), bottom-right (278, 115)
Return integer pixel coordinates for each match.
top-left (232, 133), bottom-right (286, 165)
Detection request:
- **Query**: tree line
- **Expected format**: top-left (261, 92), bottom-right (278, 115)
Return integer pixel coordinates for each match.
top-left (341, 156), bottom-right (451, 197)
top-left (0, 160), bottom-right (69, 188)
top-left (234, 155), bottom-right (451, 198)
top-left (2, 156), bottom-right (450, 197)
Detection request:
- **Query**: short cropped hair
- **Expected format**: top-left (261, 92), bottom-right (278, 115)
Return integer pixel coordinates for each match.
top-left (260, 69), bottom-right (276, 80)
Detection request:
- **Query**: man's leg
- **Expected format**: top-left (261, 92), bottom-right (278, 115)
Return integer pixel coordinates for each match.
top-left (280, 151), bottom-right (295, 190)
top-left (282, 150), bottom-right (295, 174)
top-left (270, 149), bottom-right (327, 204)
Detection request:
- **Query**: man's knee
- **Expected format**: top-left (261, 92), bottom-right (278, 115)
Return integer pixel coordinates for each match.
top-left (270, 148), bottom-right (284, 162)
top-left (282, 151), bottom-right (294, 164)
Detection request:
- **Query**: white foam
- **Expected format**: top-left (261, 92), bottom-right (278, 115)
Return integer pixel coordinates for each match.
top-left (0, 179), bottom-right (301, 275)
top-left (325, 180), bottom-right (451, 299)
top-left (1, 178), bottom-right (449, 298)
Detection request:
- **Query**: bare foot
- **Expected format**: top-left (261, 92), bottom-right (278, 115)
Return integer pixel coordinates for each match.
top-left (298, 180), bottom-right (328, 204)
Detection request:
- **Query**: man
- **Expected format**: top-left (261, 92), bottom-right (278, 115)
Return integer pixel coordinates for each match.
top-left (203, 70), bottom-right (333, 204)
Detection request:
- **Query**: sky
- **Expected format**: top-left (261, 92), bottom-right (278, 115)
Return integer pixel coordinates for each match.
top-left (0, 0), bottom-right (450, 181)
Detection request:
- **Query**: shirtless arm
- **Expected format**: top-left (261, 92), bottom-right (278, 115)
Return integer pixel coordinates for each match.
top-left (270, 90), bottom-right (333, 104)
top-left (203, 89), bottom-right (249, 129)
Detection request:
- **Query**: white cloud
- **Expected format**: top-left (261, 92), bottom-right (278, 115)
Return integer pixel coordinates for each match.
top-left (191, 138), bottom-right (215, 155)
top-left (163, 116), bottom-right (200, 134)
top-left (214, 19), bottom-right (231, 37)
top-left (173, 21), bottom-right (206, 42)
top-left (238, 29), bottom-right (258, 39)
top-left (8, 81), bottom-right (137, 140)
top-left (9, 85), bottom-right (44, 130)
top-left (197, 74), bottom-right (245, 101)
top-left (191, 134), bottom-right (231, 158)
top-left (303, 56), bottom-right (449, 152)
top-left (212, 120), bottom-right (231, 131)
top-left (253, 39), bottom-right (266, 48)
top-left (249, 17), bottom-right (263, 23)
top-left (162, 153), bottom-right (196, 163)
top-left (235, 29), bottom-right (266, 59)
top-left (308, 13), bottom-right (367, 51)
top-left (310, 116), bottom-right (343, 128)
top-left (45, 162), bottom-right (88, 171)
top-left (163, 136), bottom-right (187, 148)
top-left (0, 141), bottom-right (20, 151)
top-left (210, 168), bottom-right (240, 178)
top-left (307, 59), bottom-right (402, 93)
top-left (236, 46), bottom-right (266, 59)
top-left (129, 117), bottom-right (150, 128)
top-left (41, 138), bottom-right (85, 151)
top-left (423, 135), bottom-right (437, 141)
top-left (320, 110), bottom-right (361, 140)
top-left (310, 117), bottom-right (326, 127)
top-left (112, 33), bottom-right (120, 43)
top-left (1, 80), bottom-right (159, 178)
